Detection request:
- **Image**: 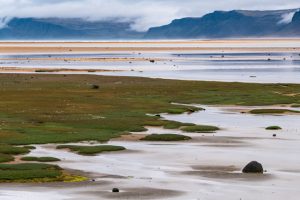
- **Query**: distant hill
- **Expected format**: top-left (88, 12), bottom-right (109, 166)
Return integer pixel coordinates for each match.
top-left (145, 9), bottom-right (300, 39)
top-left (0, 18), bottom-right (143, 39)
top-left (0, 8), bottom-right (300, 40)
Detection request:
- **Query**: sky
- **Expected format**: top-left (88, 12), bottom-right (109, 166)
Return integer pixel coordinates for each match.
top-left (0, 0), bottom-right (300, 31)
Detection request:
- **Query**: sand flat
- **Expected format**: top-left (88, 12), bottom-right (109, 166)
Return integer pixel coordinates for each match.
top-left (0, 39), bottom-right (300, 53)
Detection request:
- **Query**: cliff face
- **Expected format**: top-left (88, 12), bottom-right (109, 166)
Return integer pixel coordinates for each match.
top-left (145, 9), bottom-right (300, 39)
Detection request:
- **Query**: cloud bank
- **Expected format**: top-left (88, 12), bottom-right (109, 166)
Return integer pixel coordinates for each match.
top-left (0, 0), bottom-right (300, 31)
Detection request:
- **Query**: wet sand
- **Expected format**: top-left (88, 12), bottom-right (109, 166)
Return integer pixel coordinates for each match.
top-left (1, 40), bottom-right (300, 199)
top-left (1, 39), bottom-right (300, 83)
top-left (0, 39), bottom-right (300, 54)
top-left (2, 105), bottom-right (300, 200)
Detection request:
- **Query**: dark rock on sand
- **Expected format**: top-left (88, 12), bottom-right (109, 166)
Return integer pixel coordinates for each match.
top-left (112, 188), bottom-right (119, 193)
top-left (242, 161), bottom-right (264, 174)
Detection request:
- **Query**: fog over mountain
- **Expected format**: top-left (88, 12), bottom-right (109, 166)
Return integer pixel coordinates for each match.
top-left (0, 1), bottom-right (300, 39)
top-left (1, 0), bottom-right (300, 31)
top-left (145, 9), bottom-right (300, 39)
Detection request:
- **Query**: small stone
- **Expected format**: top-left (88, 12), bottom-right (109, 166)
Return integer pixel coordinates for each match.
top-left (242, 161), bottom-right (264, 174)
top-left (112, 188), bottom-right (119, 193)
top-left (273, 134), bottom-right (277, 137)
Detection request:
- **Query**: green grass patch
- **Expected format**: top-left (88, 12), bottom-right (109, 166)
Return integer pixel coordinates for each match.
top-left (56, 145), bottom-right (126, 155)
top-left (0, 74), bottom-right (300, 145)
top-left (0, 154), bottom-right (14, 163)
top-left (0, 163), bottom-right (87, 183)
top-left (141, 134), bottom-right (191, 141)
top-left (249, 109), bottom-right (300, 114)
top-left (21, 157), bottom-right (61, 162)
top-left (266, 126), bottom-right (282, 130)
top-left (166, 106), bottom-right (203, 114)
top-left (1, 74), bottom-right (300, 182)
top-left (144, 120), bottom-right (195, 130)
top-left (23, 146), bottom-right (36, 150)
top-left (0, 163), bottom-right (60, 182)
top-left (181, 125), bottom-right (220, 133)
top-left (0, 145), bottom-right (30, 155)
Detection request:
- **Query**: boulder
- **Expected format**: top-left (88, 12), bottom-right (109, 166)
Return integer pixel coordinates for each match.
top-left (242, 161), bottom-right (264, 174)
top-left (112, 188), bottom-right (119, 193)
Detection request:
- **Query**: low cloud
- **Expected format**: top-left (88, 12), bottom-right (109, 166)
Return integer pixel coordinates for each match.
top-left (278, 10), bottom-right (299, 24)
top-left (0, 0), bottom-right (299, 31)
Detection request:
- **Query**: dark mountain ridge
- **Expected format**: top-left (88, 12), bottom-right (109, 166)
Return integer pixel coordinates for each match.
top-left (0, 8), bottom-right (299, 39)
top-left (0, 18), bottom-right (143, 39)
top-left (145, 9), bottom-right (300, 39)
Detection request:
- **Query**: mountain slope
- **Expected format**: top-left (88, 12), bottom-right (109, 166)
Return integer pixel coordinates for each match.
top-left (0, 18), bottom-right (143, 39)
top-left (0, 8), bottom-right (300, 39)
top-left (145, 9), bottom-right (300, 39)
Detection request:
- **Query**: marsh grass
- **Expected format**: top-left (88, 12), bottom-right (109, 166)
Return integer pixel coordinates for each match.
top-left (266, 126), bottom-right (282, 130)
top-left (249, 109), bottom-right (300, 114)
top-left (167, 106), bottom-right (203, 115)
top-left (0, 145), bottom-right (30, 155)
top-left (56, 145), bottom-right (126, 155)
top-left (21, 157), bottom-right (61, 162)
top-left (0, 163), bottom-right (87, 183)
top-left (140, 134), bottom-right (191, 141)
top-left (144, 120), bottom-right (195, 129)
top-left (181, 125), bottom-right (220, 133)
top-left (0, 163), bottom-right (60, 182)
top-left (1, 74), bottom-right (300, 182)
top-left (1, 74), bottom-right (300, 145)
top-left (0, 154), bottom-right (14, 163)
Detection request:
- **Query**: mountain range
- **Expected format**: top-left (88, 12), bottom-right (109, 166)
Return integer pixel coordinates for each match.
top-left (0, 18), bottom-right (142, 39)
top-left (0, 8), bottom-right (299, 39)
top-left (146, 8), bottom-right (300, 38)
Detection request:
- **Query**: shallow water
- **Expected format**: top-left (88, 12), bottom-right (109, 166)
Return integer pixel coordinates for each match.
top-left (1, 51), bottom-right (300, 83)
top-left (1, 105), bottom-right (300, 200)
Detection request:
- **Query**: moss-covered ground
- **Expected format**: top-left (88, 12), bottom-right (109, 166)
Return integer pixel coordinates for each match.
top-left (181, 125), bottom-right (220, 133)
top-left (56, 145), bottom-right (126, 155)
top-left (141, 134), bottom-right (191, 141)
top-left (1, 74), bottom-right (300, 182)
top-left (249, 109), bottom-right (300, 114)
top-left (21, 157), bottom-right (61, 162)
top-left (1, 74), bottom-right (300, 145)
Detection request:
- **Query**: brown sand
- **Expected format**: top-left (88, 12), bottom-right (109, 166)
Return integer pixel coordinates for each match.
top-left (0, 57), bottom-right (163, 62)
top-left (0, 46), bottom-right (299, 53)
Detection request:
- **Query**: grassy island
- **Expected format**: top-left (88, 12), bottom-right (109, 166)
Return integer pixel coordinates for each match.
top-left (141, 134), bottom-right (191, 141)
top-left (56, 145), bottom-right (126, 155)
